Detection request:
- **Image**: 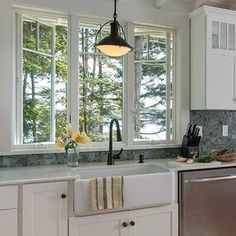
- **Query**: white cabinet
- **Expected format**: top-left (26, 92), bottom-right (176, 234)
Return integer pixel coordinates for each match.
top-left (70, 211), bottom-right (127, 236)
top-left (129, 206), bottom-right (177, 236)
top-left (190, 6), bottom-right (236, 110)
top-left (0, 186), bottom-right (18, 236)
top-left (69, 204), bottom-right (178, 236)
top-left (0, 209), bottom-right (17, 236)
top-left (22, 181), bottom-right (68, 236)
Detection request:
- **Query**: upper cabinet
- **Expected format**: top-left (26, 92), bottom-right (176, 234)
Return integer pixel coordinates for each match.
top-left (190, 6), bottom-right (236, 110)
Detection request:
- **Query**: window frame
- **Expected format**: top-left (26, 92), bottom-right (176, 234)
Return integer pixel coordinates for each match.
top-left (132, 24), bottom-right (177, 146)
top-left (14, 9), bottom-right (70, 150)
top-left (13, 9), bottom-right (181, 154)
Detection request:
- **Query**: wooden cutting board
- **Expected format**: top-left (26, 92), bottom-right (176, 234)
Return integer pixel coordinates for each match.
top-left (168, 160), bottom-right (221, 168)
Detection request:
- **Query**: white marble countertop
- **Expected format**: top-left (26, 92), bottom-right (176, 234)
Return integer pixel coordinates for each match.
top-left (1, 158), bottom-right (236, 185)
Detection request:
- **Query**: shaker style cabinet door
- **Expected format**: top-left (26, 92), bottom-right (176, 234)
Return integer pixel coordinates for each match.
top-left (22, 181), bottom-right (68, 236)
top-left (69, 211), bottom-right (128, 236)
top-left (69, 205), bottom-right (178, 236)
top-left (128, 205), bottom-right (178, 236)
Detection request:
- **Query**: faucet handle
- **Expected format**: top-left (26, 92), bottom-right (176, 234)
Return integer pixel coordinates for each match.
top-left (113, 148), bottom-right (123, 160)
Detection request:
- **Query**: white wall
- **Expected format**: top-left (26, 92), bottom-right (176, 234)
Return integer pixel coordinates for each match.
top-left (0, 0), bottom-right (190, 154)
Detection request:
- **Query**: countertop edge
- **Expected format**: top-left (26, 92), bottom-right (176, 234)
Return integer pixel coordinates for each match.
top-left (1, 159), bottom-right (236, 185)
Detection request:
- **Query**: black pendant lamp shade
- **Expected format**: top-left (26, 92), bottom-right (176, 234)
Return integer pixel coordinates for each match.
top-left (95, 0), bottom-right (133, 57)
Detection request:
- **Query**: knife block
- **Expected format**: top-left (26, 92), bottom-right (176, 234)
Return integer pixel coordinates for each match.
top-left (181, 135), bottom-right (199, 158)
top-left (181, 146), bottom-right (199, 159)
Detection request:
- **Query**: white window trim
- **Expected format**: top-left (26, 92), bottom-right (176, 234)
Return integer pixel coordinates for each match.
top-left (132, 24), bottom-right (177, 145)
top-left (13, 8), bottom-right (182, 154)
top-left (15, 11), bottom-right (67, 145)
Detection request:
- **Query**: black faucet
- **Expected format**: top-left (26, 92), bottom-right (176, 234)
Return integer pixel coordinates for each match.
top-left (107, 118), bottom-right (123, 165)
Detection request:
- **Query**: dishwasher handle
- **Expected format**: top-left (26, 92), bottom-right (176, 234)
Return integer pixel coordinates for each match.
top-left (185, 175), bottom-right (236, 184)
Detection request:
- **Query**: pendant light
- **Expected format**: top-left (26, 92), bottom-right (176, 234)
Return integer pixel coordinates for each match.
top-left (95, 0), bottom-right (133, 57)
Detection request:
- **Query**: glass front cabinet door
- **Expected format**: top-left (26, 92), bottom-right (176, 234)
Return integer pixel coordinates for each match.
top-left (211, 20), bottom-right (235, 51)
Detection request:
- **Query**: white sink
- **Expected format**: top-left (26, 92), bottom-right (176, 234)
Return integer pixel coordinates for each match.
top-left (78, 163), bottom-right (168, 178)
top-left (74, 163), bottom-right (175, 215)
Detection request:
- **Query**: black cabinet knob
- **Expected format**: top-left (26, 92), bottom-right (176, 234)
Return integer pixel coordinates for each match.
top-left (130, 221), bottom-right (135, 226)
top-left (61, 193), bottom-right (67, 199)
top-left (122, 222), bottom-right (128, 227)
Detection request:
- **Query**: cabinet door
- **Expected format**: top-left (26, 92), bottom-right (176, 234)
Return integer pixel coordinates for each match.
top-left (206, 16), bottom-right (236, 109)
top-left (23, 181), bottom-right (68, 236)
top-left (69, 212), bottom-right (128, 236)
top-left (0, 209), bottom-right (17, 236)
top-left (207, 52), bottom-right (236, 109)
top-left (129, 205), bottom-right (178, 236)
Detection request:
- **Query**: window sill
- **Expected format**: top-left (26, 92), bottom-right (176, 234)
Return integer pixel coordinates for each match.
top-left (8, 142), bottom-right (181, 156)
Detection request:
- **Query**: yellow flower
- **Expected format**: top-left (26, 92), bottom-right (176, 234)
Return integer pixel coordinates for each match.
top-left (65, 123), bottom-right (73, 137)
top-left (73, 131), bottom-right (91, 144)
top-left (55, 137), bottom-right (66, 149)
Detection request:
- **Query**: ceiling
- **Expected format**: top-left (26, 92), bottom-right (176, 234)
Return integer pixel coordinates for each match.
top-left (100, 0), bottom-right (236, 13)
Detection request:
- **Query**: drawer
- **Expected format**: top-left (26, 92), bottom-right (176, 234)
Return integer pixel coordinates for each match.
top-left (0, 209), bottom-right (17, 236)
top-left (0, 186), bottom-right (18, 210)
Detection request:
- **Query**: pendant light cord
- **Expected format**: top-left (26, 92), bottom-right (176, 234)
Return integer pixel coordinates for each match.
top-left (113, 0), bottom-right (117, 21)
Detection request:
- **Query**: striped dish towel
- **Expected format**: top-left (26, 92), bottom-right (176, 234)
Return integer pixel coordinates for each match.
top-left (90, 176), bottom-right (124, 210)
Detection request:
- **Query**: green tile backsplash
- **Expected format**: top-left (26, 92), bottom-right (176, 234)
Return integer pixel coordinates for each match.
top-left (191, 110), bottom-right (236, 154)
top-left (0, 148), bottom-right (180, 168)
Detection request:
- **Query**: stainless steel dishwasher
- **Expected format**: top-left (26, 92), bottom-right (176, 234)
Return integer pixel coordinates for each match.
top-left (179, 167), bottom-right (236, 236)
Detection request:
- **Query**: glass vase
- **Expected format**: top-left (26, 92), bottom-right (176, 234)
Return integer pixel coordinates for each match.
top-left (67, 149), bottom-right (80, 167)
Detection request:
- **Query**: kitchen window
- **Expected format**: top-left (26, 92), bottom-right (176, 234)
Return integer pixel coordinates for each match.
top-left (15, 11), bottom-right (177, 151)
top-left (15, 12), bottom-right (68, 146)
top-left (78, 23), bottom-right (123, 142)
top-left (133, 26), bottom-right (175, 144)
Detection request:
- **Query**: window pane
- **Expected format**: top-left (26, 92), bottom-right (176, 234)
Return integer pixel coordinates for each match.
top-left (79, 25), bottom-right (123, 142)
top-left (134, 27), bottom-right (174, 142)
top-left (55, 25), bottom-right (68, 138)
top-left (23, 18), bottom-right (37, 50)
top-left (134, 34), bottom-right (148, 60)
top-left (19, 15), bottom-right (68, 145)
top-left (39, 23), bottom-right (53, 54)
top-left (23, 51), bottom-right (52, 143)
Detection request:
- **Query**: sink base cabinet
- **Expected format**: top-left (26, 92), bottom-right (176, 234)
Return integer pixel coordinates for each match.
top-left (69, 204), bottom-right (178, 236)
top-left (22, 181), bottom-right (68, 236)
top-left (70, 211), bottom-right (128, 236)
top-left (129, 206), bottom-right (177, 236)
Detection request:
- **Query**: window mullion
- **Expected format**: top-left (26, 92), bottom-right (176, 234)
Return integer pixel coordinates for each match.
top-left (36, 21), bottom-right (39, 51)
top-left (16, 13), bottom-right (23, 145)
top-left (166, 32), bottom-right (171, 141)
top-left (22, 48), bottom-right (53, 58)
top-left (50, 26), bottom-right (56, 142)
top-left (69, 15), bottom-right (79, 130)
top-left (125, 22), bottom-right (135, 146)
